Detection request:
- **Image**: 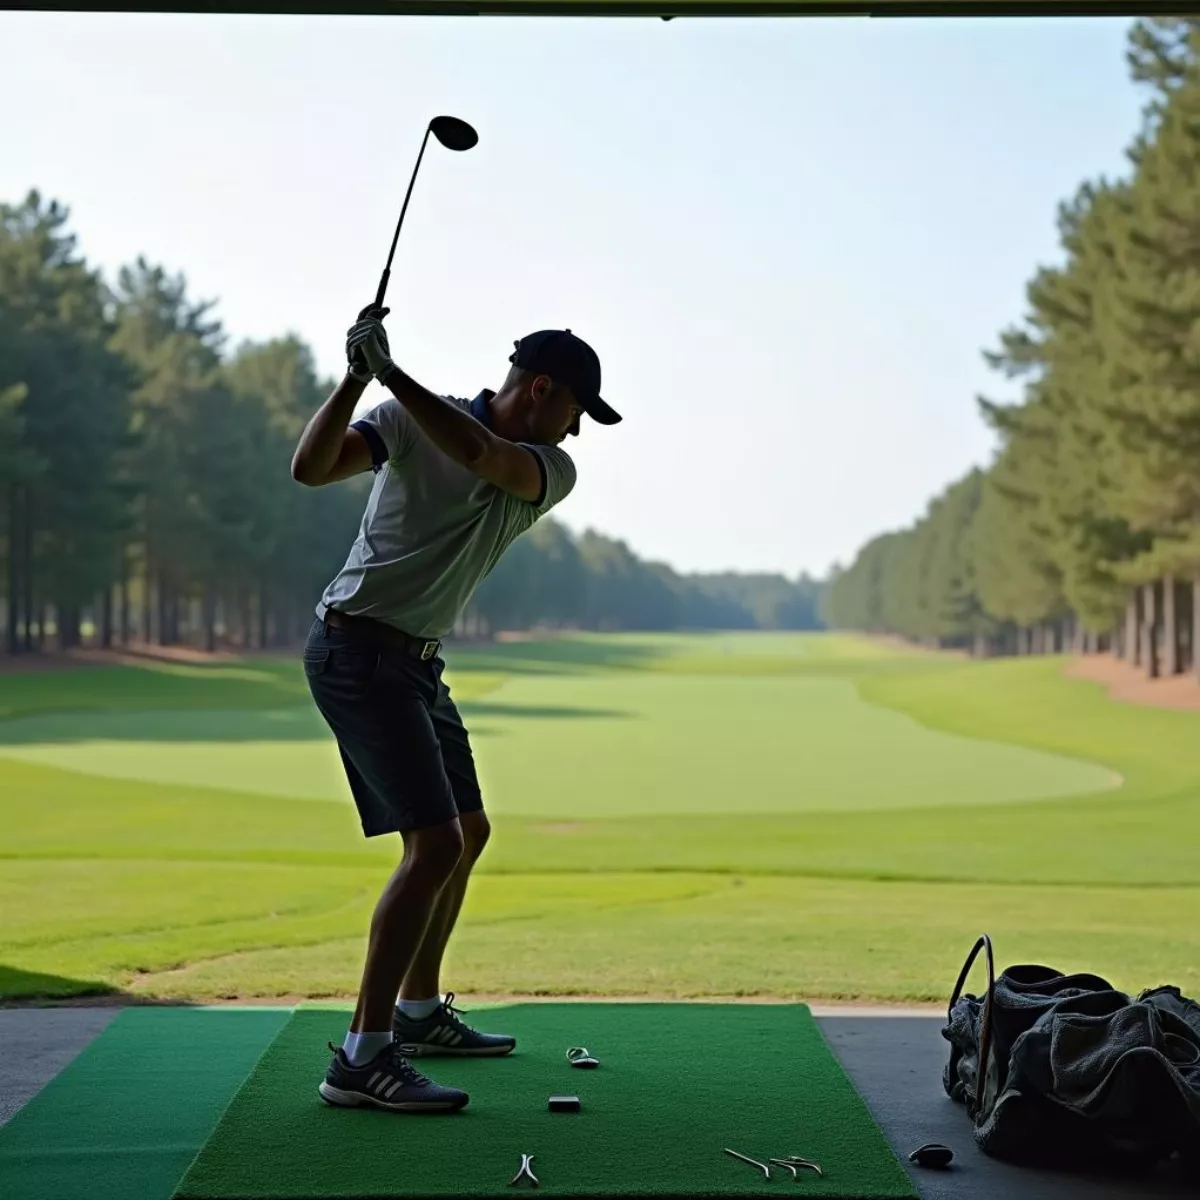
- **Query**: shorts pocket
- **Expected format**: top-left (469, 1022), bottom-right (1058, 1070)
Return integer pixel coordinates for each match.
top-left (303, 647), bottom-right (330, 678)
top-left (325, 644), bottom-right (382, 699)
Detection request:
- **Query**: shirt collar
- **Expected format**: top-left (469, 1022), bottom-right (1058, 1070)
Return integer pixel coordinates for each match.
top-left (470, 390), bottom-right (496, 429)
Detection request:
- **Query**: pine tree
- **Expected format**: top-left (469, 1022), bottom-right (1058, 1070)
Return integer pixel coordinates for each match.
top-left (1099, 63), bottom-right (1200, 675)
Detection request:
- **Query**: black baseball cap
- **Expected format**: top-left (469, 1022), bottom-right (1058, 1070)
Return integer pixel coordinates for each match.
top-left (509, 329), bottom-right (621, 426)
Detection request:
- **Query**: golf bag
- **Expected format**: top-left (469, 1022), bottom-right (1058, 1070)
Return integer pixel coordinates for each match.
top-left (941, 935), bottom-right (1200, 1172)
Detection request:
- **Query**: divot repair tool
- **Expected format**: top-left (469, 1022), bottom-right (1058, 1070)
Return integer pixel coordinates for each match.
top-left (509, 1153), bottom-right (538, 1188)
top-left (770, 1155), bottom-right (824, 1179)
top-left (725, 1149), bottom-right (825, 1181)
top-left (724, 1149), bottom-right (771, 1178)
top-left (566, 1046), bottom-right (599, 1068)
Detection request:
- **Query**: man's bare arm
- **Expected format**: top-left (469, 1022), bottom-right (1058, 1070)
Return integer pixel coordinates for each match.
top-left (291, 374), bottom-right (375, 486)
top-left (379, 365), bottom-right (544, 503)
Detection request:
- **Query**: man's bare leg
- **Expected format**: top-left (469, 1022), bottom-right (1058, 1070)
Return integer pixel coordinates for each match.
top-left (399, 810), bottom-right (490, 1003)
top-left (349, 817), bottom-right (465, 1035)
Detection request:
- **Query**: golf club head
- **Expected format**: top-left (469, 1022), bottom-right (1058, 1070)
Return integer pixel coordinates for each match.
top-left (429, 115), bottom-right (478, 152)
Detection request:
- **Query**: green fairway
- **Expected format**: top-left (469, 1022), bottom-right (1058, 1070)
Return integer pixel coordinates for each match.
top-left (0, 674), bottom-right (1117, 814)
top-left (2, 632), bottom-right (1199, 1003)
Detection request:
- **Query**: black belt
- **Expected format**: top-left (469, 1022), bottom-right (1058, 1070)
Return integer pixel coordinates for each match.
top-left (322, 609), bottom-right (441, 661)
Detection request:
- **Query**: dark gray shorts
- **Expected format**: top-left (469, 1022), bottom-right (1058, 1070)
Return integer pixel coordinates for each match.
top-left (302, 618), bottom-right (483, 836)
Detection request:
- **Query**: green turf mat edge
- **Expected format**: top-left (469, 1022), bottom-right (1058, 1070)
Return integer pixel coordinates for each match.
top-left (0, 1007), bottom-right (291, 1200)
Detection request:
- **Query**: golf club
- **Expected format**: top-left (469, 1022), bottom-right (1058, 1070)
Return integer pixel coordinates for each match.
top-left (373, 115), bottom-right (478, 310)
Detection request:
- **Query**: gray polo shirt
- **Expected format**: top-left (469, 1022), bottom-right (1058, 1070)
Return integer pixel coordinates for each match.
top-left (316, 390), bottom-right (576, 639)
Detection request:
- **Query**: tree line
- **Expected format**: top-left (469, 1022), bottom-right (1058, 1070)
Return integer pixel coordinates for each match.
top-left (0, 197), bottom-right (822, 655)
top-left (823, 17), bottom-right (1200, 683)
top-left (471, 526), bottom-right (824, 637)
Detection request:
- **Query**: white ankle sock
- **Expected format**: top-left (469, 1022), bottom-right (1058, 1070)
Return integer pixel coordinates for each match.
top-left (343, 1031), bottom-right (392, 1067)
top-left (396, 995), bottom-right (442, 1021)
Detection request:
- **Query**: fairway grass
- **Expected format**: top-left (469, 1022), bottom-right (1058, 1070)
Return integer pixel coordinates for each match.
top-left (0, 675), bottom-right (1117, 813)
top-left (2, 632), bottom-right (1199, 1003)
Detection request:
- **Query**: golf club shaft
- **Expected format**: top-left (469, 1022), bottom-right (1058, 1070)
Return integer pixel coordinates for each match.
top-left (374, 125), bottom-right (432, 309)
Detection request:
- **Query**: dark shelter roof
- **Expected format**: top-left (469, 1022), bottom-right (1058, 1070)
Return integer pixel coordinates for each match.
top-left (13, 1), bottom-right (1174, 18)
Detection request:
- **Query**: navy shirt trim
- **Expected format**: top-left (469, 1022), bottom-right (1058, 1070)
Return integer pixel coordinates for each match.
top-left (527, 451), bottom-right (548, 508)
top-left (470, 391), bottom-right (494, 428)
top-left (470, 390), bottom-right (547, 507)
top-left (350, 419), bottom-right (388, 473)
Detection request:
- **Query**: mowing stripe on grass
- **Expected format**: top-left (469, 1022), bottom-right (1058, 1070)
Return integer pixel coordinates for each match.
top-left (174, 1004), bottom-right (917, 1199)
top-left (0, 1007), bottom-right (288, 1200)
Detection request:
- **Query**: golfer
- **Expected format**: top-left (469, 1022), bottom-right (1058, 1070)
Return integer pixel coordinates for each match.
top-left (290, 307), bottom-right (620, 1114)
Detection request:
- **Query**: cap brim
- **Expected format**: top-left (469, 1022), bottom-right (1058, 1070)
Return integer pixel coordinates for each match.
top-left (582, 395), bottom-right (622, 426)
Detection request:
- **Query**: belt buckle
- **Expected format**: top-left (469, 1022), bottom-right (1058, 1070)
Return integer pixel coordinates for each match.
top-left (419, 640), bottom-right (438, 661)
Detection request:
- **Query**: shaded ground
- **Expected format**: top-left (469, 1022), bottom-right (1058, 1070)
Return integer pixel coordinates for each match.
top-left (6, 638), bottom-right (1200, 714)
top-left (821, 1015), bottom-right (1197, 1200)
top-left (1065, 653), bottom-right (1200, 711)
top-left (0, 643), bottom-right (276, 673)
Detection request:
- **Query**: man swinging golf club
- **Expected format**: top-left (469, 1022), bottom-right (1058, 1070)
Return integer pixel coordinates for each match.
top-left (290, 307), bottom-right (620, 1114)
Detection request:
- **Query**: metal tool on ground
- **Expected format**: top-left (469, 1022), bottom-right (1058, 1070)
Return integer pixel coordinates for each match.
top-left (909, 1143), bottom-right (955, 1169)
top-left (548, 1094), bottom-right (581, 1112)
top-left (723, 1148), bottom-right (771, 1178)
top-left (770, 1155), bottom-right (824, 1179)
top-left (772, 1155), bottom-right (823, 1178)
top-left (566, 1046), bottom-right (600, 1068)
top-left (373, 115), bottom-right (478, 309)
top-left (509, 1153), bottom-right (538, 1188)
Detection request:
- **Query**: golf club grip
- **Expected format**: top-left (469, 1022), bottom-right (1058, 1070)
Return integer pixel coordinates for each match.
top-left (374, 269), bottom-right (390, 310)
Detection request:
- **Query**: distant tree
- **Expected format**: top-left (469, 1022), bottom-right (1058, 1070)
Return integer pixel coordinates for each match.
top-left (0, 191), bottom-right (135, 652)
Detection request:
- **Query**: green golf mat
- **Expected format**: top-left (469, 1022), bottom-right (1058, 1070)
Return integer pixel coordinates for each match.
top-left (174, 1004), bottom-right (917, 1199)
top-left (0, 1007), bottom-right (289, 1200)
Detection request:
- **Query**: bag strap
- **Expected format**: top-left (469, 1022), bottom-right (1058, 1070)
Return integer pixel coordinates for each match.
top-left (947, 933), bottom-right (996, 1120)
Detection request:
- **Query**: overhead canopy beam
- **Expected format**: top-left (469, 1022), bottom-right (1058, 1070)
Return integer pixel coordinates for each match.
top-left (2, 1), bottom-right (1176, 16)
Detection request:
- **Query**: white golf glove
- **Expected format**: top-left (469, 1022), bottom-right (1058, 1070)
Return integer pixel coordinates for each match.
top-left (346, 305), bottom-right (394, 382)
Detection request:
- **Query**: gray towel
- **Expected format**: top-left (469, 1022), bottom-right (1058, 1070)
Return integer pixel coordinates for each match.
top-left (943, 964), bottom-right (1200, 1169)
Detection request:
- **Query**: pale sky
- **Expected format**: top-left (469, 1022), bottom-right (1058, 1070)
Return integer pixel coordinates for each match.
top-left (1, 12), bottom-right (1146, 577)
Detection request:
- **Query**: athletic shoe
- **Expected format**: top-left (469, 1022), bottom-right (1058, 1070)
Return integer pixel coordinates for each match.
top-left (393, 991), bottom-right (516, 1057)
top-left (318, 1041), bottom-right (469, 1112)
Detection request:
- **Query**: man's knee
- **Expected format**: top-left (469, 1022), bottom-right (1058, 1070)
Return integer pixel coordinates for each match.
top-left (459, 810), bottom-right (491, 861)
top-left (404, 818), bottom-right (465, 879)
